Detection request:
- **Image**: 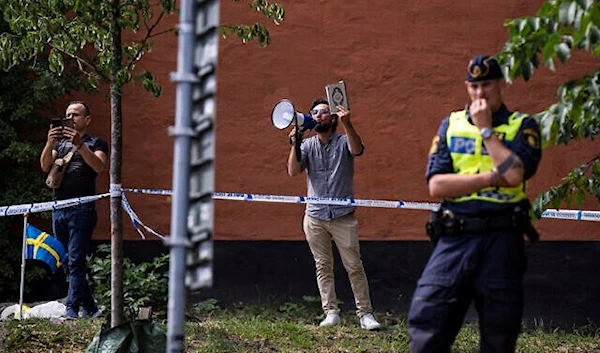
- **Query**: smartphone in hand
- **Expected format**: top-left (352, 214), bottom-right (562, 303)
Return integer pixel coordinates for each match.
top-left (61, 118), bottom-right (74, 129)
top-left (49, 118), bottom-right (68, 140)
top-left (50, 118), bottom-right (63, 130)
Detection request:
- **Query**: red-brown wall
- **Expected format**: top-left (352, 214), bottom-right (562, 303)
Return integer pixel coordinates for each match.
top-left (84, 0), bottom-right (599, 242)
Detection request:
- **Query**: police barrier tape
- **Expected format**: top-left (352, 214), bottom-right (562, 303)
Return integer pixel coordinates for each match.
top-left (121, 192), bottom-right (166, 240)
top-left (0, 193), bottom-right (111, 217)
top-left (0, 191), bottom-right (167, 240)
top-left (124, 188), bottom-right (600, 222)
top-left (1, 188), bottom-right (599, 230)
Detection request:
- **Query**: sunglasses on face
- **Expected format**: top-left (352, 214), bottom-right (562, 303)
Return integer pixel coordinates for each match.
top-left (310, 108), bottom-right (330, 116)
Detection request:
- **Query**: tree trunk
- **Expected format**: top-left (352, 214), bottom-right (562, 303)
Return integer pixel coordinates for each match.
top-left (109, 0), bottom-right (124, 328)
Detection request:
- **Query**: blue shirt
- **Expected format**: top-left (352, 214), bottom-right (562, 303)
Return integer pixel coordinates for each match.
top-left (426, 105), bottom-right (542, 216)
top-left (300, 132), bottom-right (357, 221)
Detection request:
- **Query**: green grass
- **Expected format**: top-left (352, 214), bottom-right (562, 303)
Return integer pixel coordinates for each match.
top-left (0, 317), bottom-right (102, 353)
top-left (0, 300), bottom-right (598, 352)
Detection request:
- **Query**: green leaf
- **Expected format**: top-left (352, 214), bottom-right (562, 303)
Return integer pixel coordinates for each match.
top-left (545, 56), bottom-right (556, 71)
top-left (522, 60), bottom-right (532, 80)
top-left (517, 18), bottom-right (528, 32)
top-left (48, 48), bottom-right (64, 74)
top-left (528, 17), bottom-right (541, 31)
top-left (585, 23), bottom-right (600, 48)
top-left (140, 71), bottom-right (162, 97)
top-left (556, 42), bottom-right (571, 63)
top-left (559, 1), bottom-right (578, 25)
top-left (542, 33), bottom-right (560, 60)
top-left (88, 74), bottom-right (99, 89)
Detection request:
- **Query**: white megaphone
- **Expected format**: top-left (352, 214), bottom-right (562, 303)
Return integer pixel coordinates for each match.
top-left (271, 99), bottom-right (317, 131)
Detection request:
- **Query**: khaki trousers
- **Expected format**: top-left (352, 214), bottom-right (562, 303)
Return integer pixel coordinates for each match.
top-left (303, 213), bottom-right (374, 317)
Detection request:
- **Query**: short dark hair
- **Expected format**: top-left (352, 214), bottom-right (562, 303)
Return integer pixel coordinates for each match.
top-left (309, 98), bottom-right (329, 112)
top-left (68, 101), bottom-right (91, 116)
top-left (310, 97), bottom-right (338, 133)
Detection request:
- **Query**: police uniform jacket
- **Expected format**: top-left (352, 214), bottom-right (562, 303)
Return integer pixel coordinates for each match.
top-left (426, 104), bottom-right (542, 217)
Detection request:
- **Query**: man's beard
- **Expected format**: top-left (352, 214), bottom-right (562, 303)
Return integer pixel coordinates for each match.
top-left (315, 120), bottom-right (335, 133)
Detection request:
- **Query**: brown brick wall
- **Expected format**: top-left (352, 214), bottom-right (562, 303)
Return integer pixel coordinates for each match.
top-left (84, 0), bottom-right (598, 241)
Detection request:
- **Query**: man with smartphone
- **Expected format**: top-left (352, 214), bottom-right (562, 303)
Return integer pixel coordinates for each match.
top-left (40, 101), bottom-right (109, 319)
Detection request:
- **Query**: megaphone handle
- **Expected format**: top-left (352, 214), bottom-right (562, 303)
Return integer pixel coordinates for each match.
top-left (294, 123), bottom-right (302, 162)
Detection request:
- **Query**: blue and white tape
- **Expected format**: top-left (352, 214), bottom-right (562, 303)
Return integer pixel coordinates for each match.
top-left (210, 192), bottom-right (600, 222)
top-left (1, 188), bottom-right (599, 226)
top-left (0, 193), bottom-right (110, 217)
top-left (123, 188), bottom-right (173, 196)
top-left (125, 189), bottom-right (600, 222)
top-left (0, 191), bottom-right (166, 241)
top-left (210, 192), bottom-right (441, 211)
top-left (537, 209), bottom-right (600, 222)
top-left (121, 193), bottom-right (166, 240)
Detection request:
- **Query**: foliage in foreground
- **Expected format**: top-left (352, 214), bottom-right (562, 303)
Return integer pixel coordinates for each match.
top-left (499, 0), bottom-right (600, 217)
top-left (3, 300), bottom-right (597, 353)
top-left (88, 244), bottom-right (170, 322)
top-left (0, 19), bottom-right (84, 302)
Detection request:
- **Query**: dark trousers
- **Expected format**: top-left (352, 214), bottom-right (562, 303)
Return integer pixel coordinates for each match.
top-left (53, 203), bottom-right (98, 315)
top-left (407, 229), bottom-right (526, 353)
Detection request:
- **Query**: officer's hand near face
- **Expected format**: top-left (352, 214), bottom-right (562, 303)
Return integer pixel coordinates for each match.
top-left (470, 98), bottom-right (492, 129)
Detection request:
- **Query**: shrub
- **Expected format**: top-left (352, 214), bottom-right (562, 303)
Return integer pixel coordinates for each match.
top-left (89, 244), bottom-right (169, 320)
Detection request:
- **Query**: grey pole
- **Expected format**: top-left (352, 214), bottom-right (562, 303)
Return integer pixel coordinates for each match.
top-left (183, 0), bottom-right (218, 293)
top-left (166, 0), bottom-right (196, 351)
top-left (18, 215), bottom-right (28, 320)
top-left (167, 0), bottom-right (218, 351)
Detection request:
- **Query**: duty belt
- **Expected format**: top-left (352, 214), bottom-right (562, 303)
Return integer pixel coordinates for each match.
top-left (441, 210), bottom-right (520, 234)
top-left (426, 207), bottom-right (539, 244)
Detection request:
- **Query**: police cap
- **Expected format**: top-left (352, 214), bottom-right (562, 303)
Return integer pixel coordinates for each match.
top-left (466, 55), bottom-right (503, 82)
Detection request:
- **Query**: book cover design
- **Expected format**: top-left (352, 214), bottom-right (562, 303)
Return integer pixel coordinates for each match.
top-left (326, 81), bottom-right (349, 114)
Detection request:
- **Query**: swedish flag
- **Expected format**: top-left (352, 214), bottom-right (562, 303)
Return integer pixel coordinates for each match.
top-left (25, 225), bottom-right (66, 274)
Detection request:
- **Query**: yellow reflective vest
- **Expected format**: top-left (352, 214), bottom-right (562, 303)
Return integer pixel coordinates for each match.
top-left (446, 110), bottom-right (527, 204)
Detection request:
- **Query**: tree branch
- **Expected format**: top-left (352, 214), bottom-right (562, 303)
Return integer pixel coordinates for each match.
top-left (47, 42), bottom-right (108, 81)
top-left (581, 153), bottom-right (600, 174)
top-left (124, 11), bottom-right (165, 72)
top-left (148, 27), bottom-right (175, 39)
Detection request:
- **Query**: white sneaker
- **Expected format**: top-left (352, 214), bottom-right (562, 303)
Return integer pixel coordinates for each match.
top-left (360, 313), bottom-right (381, 330)
top-left (319, 313), bottom-right (340, 327)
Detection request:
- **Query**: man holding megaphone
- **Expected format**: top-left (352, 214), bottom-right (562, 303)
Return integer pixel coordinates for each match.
top-left (286, 98), bottom-right (381, 331)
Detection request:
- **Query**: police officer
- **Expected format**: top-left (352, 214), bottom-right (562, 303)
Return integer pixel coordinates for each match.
top-left (407, 55), bottom-right (542, 353)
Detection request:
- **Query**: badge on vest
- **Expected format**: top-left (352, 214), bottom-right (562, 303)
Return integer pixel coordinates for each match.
top-left (523, 128), bottom-right (540, 149)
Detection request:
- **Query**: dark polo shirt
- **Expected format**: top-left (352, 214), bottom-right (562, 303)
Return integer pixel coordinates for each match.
top-left (53, 134), bottom-right (109, 201)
